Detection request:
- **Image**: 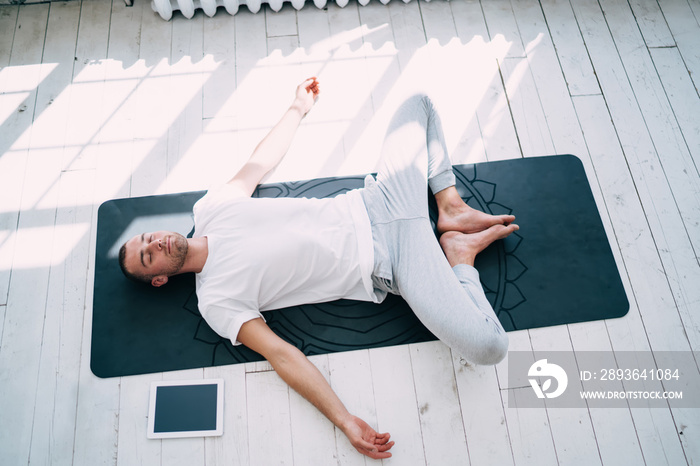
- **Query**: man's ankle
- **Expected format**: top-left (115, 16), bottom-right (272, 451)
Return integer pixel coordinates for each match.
top-left (435, 186), bottom-right (465, 214)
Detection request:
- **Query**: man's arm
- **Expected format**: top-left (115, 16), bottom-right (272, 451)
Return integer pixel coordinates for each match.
top-left (237, 318), bottom-right (394, 460)
top-left (228, 77), bottom-right (320, 197)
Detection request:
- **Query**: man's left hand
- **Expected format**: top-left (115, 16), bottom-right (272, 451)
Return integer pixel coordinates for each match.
top-left (293, 77), bottom-right (320, 116)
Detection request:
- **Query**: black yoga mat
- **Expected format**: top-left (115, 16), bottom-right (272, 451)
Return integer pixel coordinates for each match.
top-left (91, 155), bottom-right (629, 378)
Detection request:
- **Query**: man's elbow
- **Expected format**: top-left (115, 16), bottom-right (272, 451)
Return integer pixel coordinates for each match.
top-left (265, 339), bottom-right (304, 370)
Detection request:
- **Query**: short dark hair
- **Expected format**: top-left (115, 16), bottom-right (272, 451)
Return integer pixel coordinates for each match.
top-left (118, 242), bottom-right (151, 284)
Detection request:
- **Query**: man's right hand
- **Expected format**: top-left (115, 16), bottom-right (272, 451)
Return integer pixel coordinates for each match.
top-left (342, 415), bottom-right (394, 460)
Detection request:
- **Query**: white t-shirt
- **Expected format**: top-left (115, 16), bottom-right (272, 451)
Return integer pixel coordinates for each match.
top-left (193, 184), bottom-right (378, 345)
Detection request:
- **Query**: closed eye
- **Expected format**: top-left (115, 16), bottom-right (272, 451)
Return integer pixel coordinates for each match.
top-left (148, 235), bottom-right (154, 264)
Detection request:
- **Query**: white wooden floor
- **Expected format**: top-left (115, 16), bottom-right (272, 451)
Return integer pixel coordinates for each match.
top-left (1, 0), bottom-right (699, 464)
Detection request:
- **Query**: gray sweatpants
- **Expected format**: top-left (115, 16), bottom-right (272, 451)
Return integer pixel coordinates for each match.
top-left (360, 95), bottom-right (508, 365)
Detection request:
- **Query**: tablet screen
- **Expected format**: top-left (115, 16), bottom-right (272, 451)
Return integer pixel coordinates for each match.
top-left (147, 379), bottom-right (224, 439)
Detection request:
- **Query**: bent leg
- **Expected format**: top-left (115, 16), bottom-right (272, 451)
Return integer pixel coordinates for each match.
top-left (389, 220), bottom-right (509, 365)
top-left (372, 95), bottom-right (455, 219)
top-left (370, 95), bottom-right (515, 233)
top-left (365, 96), bottom-right (511, 363)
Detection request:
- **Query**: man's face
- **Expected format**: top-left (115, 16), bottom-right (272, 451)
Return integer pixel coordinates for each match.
top-left (123, 230), bottom-right (189, 285)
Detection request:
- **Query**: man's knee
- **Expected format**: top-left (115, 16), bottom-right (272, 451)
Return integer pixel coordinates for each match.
top-left (471, 330), bottom-right (509, 366)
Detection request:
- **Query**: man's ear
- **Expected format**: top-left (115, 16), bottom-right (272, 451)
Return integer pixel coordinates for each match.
top-left (151, 275), bottom-right (169, 288)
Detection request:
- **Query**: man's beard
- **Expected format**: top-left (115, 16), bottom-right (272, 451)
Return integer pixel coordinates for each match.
top-left (165, 233), bottom-right (188, 275)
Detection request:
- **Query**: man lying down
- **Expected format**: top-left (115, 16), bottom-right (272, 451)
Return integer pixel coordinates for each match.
top-left (118, 78), bottom-right (518, 460)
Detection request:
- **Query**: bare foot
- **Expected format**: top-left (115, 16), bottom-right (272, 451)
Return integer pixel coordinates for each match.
top-left (435, 187), bottom-right (515, 234)
top-left (439, 224), bottom-right (519, 267)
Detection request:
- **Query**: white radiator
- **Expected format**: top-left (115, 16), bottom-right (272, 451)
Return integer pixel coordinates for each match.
top-left (151, 0), bottom-right (413, 20)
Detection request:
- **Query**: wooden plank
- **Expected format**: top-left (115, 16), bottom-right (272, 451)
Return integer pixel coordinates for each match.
top-left (24, 3), bottom-right (84, 464)
top-left (265, 3), bottom-right (298, 37)
top-left (528, 326), bottom-right (603, 466)
top-left (499, 56), bottom-right (555, 157)
top-left (129, 4), bottom-right (173, 197)
top-left (382, 0), bottom-right (430, 134)
top-left (89, 0), bottom-right (144, 204)
top-left (451, 1), bottom-right (520, 160)
top-left (116, 373), bottom-right (163, 466)
top-left (453, 357), bottom-right (514, 466)
top-left (264, 35), bottom-right (318, 183)
top-left (204, 364), bottom-right (250, 466)
top-left (369, 345), bottom-right (426, 466)
top-left (418, 0), bottom-right (487, 164)
top-left (0, 4), bottom-right (18, 167)
top-left (204, 10), bottom-right (266, 189)
top-left (443, 0), bottom-right (489, 162)
top-left (322, 2), bottom-right (375, 179)
top-left (247, 359), bottom-right (274, 373)
top-left (296, 5), bottom-right (331, 92)
top-left (60, 0), bottom-right (113, 172)
top-left (191, 11), bottom-right (241, 190)
top-left (502, 387), bottom-right (558, 466)
top-left (163, 11), bottom-right (206, 194)
top-left (231, 9), bottom-right (275, 133)
top-left (509, 0), bottom-right (588, 154)
top-left (0, 2), bottom-right (45, 155)
top-left (21, 0), bottom-right (80, 203)
top-left (0, 3), bottom-right (45, 309)
top-left (689, 0), bottom-right (700, 18)
top-left (296, 4), bottom-right (352, 178)
top-left (0, 4), bottom-right (51, 464)
top-left (41, 170), bottom-right (94, 464)
top-left (479, 0), bottom-right (525, 58)
top-left (72, 276), bottom-right (122, 466)
top-left (672, 404), bottom-right (700, 466)
top-left (628, 0), bottom-right (676, 47)
top-left (658, 0), bottom-right (700, 93)
top-left (357, 2), bottom-right (400, 114)
top-left (387, 0), bottom-right (425, 71)
top-left (410, 341), bottom-right (469, 465)
top-left (495, 329), bottom-right (530, 389)
top-left (342, 1), bottom-right (402, 175)
top-left (495, 330), bottom-right (560, 464)
top-left (0, 5), bottom-right (17, 67)
top-left (202, 13), bottom-right (238, 120)
top-left (328, 349), bottom-right (378, 466)
top-left (566, 320), bottom-right (646, 465)
top-left (650, 46), bottom-right (700, 176)
top-left (288, 354), bottom-right (338, 465)
top-left (246, 369), bottom-right (295, 465)
top-left (539, 0), bottom-right (600, 96)
top-left (572, 93), bottom-right (686, 465)
top-left (338, 0), bottom-right (431, 177)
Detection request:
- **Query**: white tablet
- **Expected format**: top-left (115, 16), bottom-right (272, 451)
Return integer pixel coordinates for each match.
top-left (147, 379), bottom-right (224, 439)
